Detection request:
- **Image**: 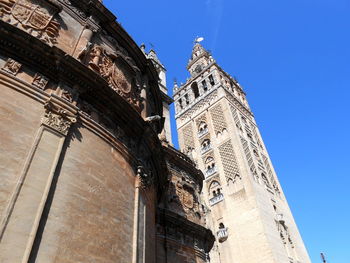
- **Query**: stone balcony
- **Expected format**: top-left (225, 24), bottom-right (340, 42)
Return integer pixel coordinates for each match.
top-left (201, 144), bottom-right (212, 154)
top-left (217, 227), bottom-right (228, 243)
top-left (209, 193), bottom-right (224, 206)
top-left (205, 166), bottom-right (217, 178)
top-left (198, 127), bottom-right (209, 138)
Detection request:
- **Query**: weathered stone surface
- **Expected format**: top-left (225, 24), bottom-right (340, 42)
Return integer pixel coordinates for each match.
top-left (34, 126), bottom-right (136, 262)
top-left (0, 2), bottom-right (214, 262)
top-left (0, 80), bottom-right (43, 222)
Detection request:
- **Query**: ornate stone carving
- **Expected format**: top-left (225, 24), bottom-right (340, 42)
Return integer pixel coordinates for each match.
top-left (182, 186), bottom-right (194, 209)
top-left (167, 168), bottom-right (203, 224)
top-left (0, 0), bottom-right (61, 45)
top-left (2, 58), bottom-right (21, 75)
top-left (32, 72), bottom-right (49, 89)
top-left (136, 165), bottom-right (153, 189)
top-left (42, 99), bottom-right (77, 135)
top-left (60, 85), bottom-right (78, 103)
top-left (81, 45), bottom-right (143, 112)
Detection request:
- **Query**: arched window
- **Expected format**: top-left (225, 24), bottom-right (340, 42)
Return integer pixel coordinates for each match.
top-left (178, 98), bottom-right (183, 110)
top-left (205, 156), bottom-right (214, 164)
top-left (202, 80), bottom-right (208, 92)
top-left (202, 139), bottom-right (210, 148)
top-left (184, 94), bottom-right (189, 105)
top-left (198, 122), bottom-right (208, 133)
top-left (191, 82), bottom-right (200, 98)
top-left (209, 180), bottom-right (221, 197)
top-left (209, 74), bottom-right (215, 86)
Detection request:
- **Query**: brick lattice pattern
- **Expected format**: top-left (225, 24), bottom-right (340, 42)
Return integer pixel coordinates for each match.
top-left (218, 140), bottom-right (240, 181)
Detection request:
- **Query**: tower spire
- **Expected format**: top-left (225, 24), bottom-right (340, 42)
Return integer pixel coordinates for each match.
top-left (187, 39), bottom-right (215, 75)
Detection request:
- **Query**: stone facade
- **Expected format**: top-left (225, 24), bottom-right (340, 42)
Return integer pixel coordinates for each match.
top-left (174, 42), bottom-right (311, 263)
top-left (0, 1), bottom-right (213, 262)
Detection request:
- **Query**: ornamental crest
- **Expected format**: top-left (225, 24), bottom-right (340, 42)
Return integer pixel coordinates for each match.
top-left (100, 55), bottom-right (132, 95)
top-left (182, 188), bottom-right (194, 209)
top-left (0, 0), bottom-right (60, 45)
top-left (12, 0), bottom-right (54, 30)
top-left (85, 45), bottom-right (142, 112)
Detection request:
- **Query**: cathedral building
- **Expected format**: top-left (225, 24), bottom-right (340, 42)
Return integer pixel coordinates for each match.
top-left (174, 41), bottom-right (311, 263)
top-left (0, 0), bottom-right (309, 262)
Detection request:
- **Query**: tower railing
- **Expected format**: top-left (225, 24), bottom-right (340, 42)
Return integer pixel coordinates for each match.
top-left (217, 227), bottom-right (228, 242)
top-left (205, 166), bottom-right (217, 177)
top-left (198, 127), bottom-right (209, 138)
top-left (209, 193), bottom-right (224, 206)
top-left (201, 144), bottom-right (212, 154)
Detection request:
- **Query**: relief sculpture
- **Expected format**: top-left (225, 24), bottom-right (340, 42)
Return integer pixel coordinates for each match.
top-left (168, 174), bottom-right (203, 224)
top-left (82, 45), bottom-right (143, 112)
top-left (0, 0), bottom-right (60, 45)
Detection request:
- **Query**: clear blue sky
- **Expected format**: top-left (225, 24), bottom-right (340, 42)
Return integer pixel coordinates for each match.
top-left (104, 1), bottom-right (349, 262)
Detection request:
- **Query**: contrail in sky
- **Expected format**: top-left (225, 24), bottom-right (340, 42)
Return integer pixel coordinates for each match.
top-left (206, 0), bottom-right (224, 51)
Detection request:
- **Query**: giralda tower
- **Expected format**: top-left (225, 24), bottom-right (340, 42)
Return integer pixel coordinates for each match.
top-left (174, 41), bottom-right (311, 263)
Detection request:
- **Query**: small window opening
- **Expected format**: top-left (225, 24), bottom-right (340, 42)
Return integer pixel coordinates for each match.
top-left (184, 94), bottom-right (189, 105)
top-left (202, 80), bottom-right (208, 92)
top-left (191, 82), bottom-right (200, 98)
top-left (178, 99), bottom-right (183, 109)
top-left (209, 75), bottom-right (215, 86)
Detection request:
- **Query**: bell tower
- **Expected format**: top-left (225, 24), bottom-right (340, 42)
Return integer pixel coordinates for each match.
top-left (174, 40), bottom-right (311, 263)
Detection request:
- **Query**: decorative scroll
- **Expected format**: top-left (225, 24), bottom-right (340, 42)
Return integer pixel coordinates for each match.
top-left (0, 0), bottom-right (60, 45)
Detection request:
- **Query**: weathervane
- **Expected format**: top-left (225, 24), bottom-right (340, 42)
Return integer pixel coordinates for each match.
top-left (194, 36), bottom-right (204, 44)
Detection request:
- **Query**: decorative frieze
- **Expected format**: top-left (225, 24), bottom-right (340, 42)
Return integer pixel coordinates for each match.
top-left (32, 73), bottom-right (49, 89)
top-left (2, 58), bottom-right (21, 75)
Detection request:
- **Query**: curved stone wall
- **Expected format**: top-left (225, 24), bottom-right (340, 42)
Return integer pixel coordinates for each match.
top-left (0, 1), bottom-right (166, 262)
